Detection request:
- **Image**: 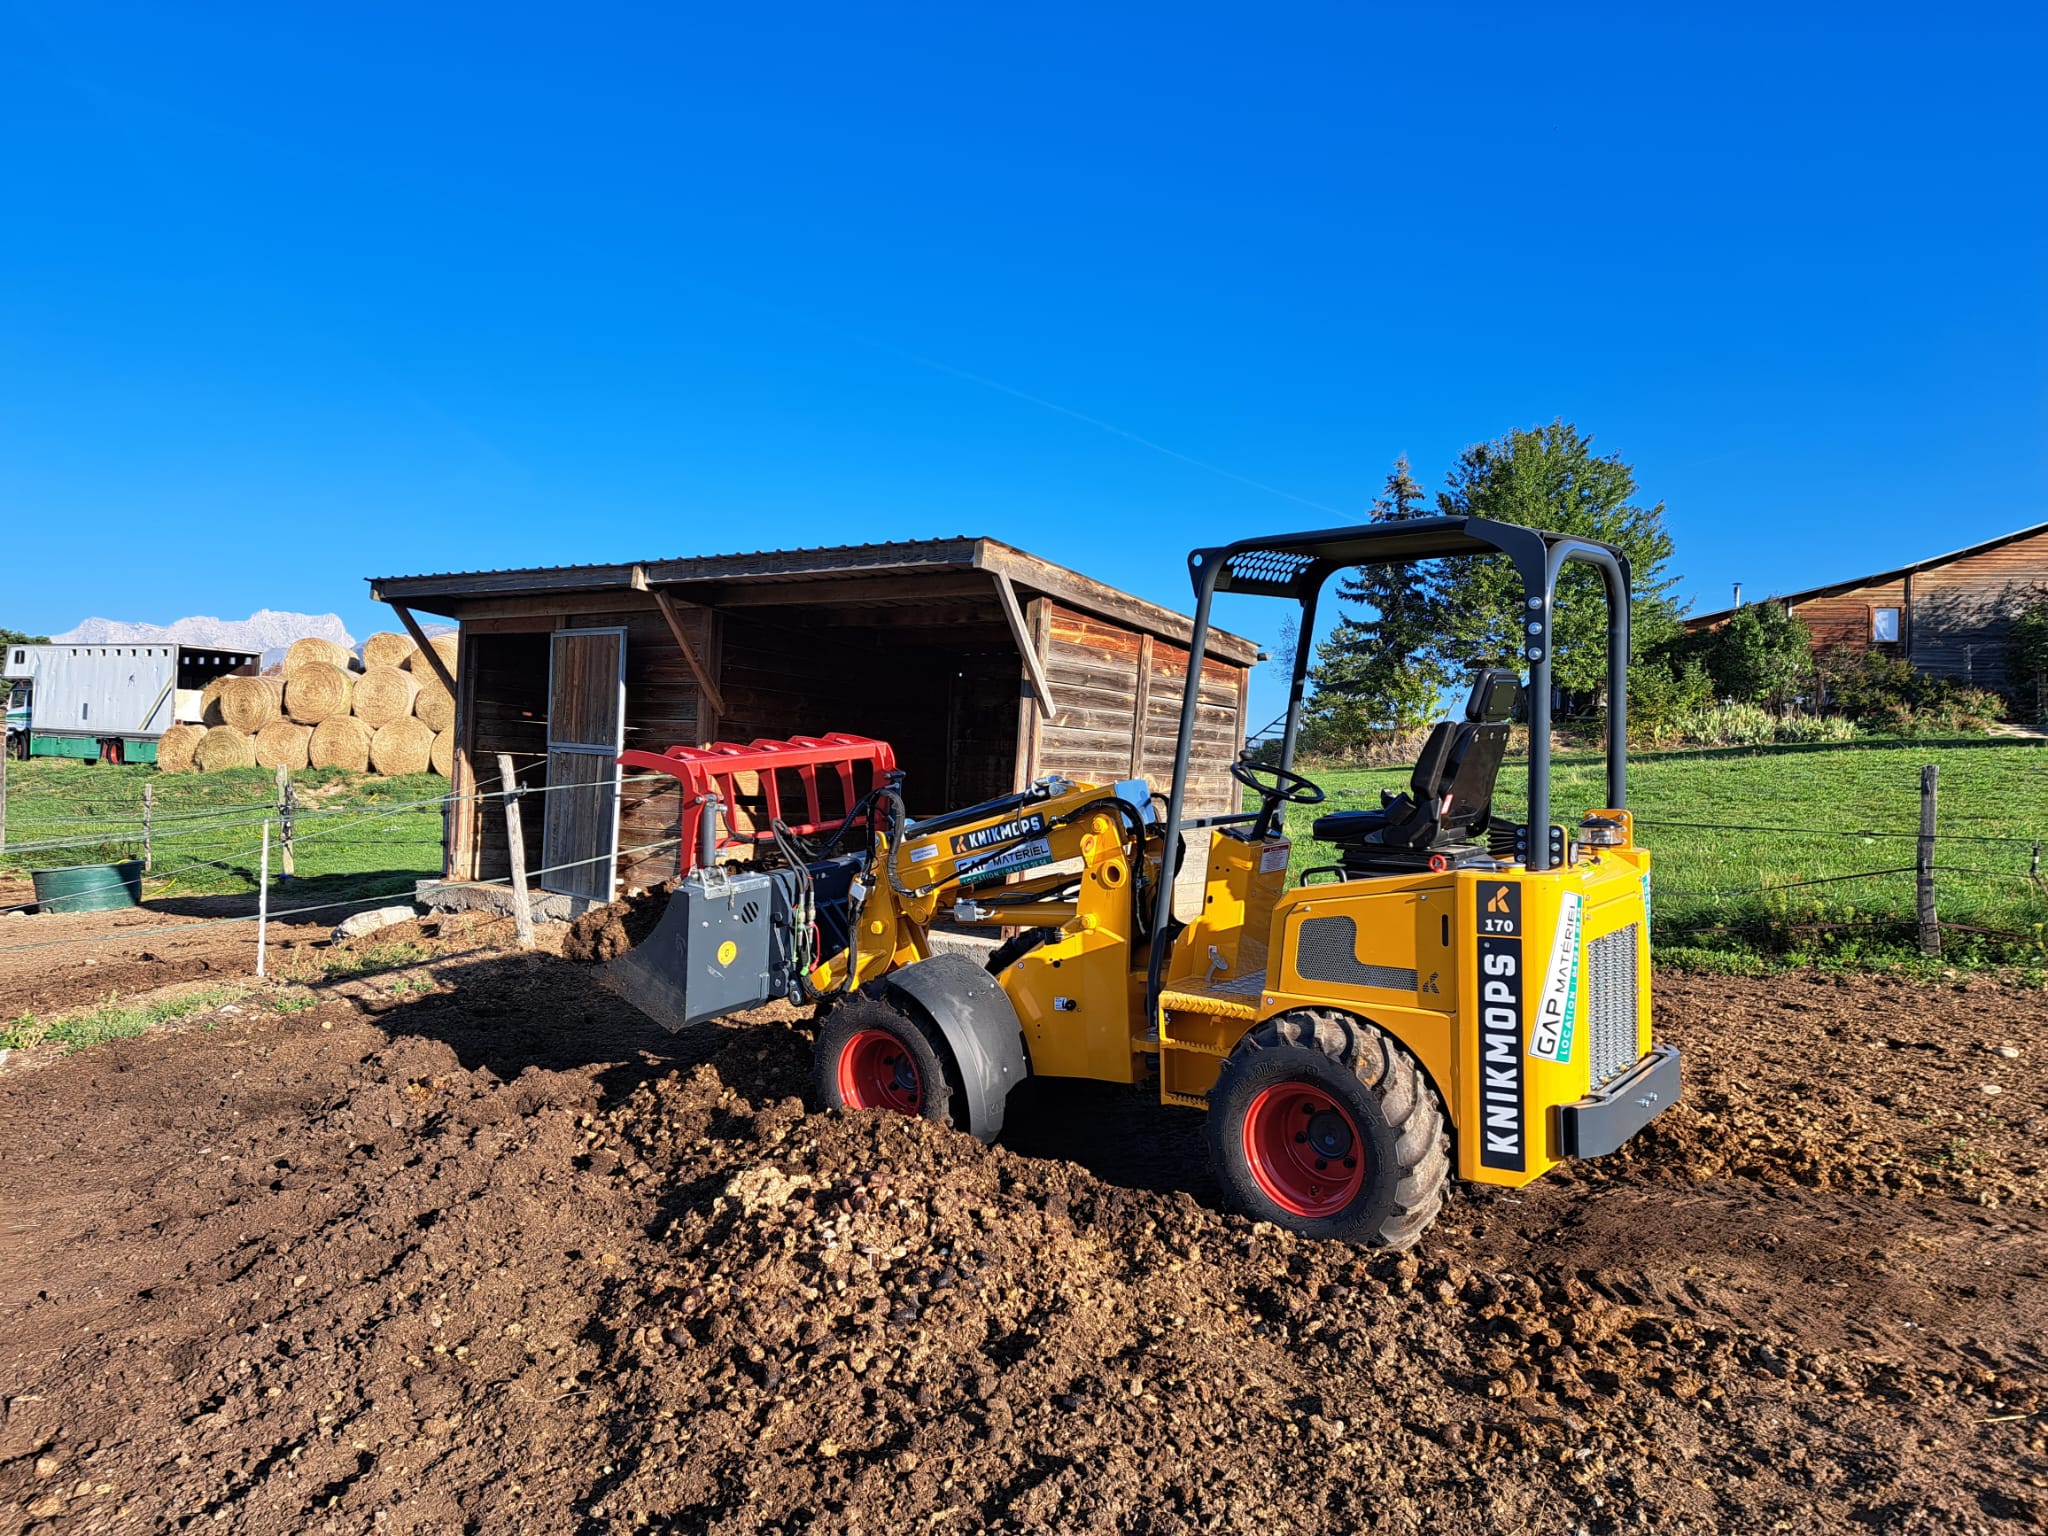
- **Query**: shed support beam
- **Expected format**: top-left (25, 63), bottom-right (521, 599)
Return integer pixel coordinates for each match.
top-left (994, 572), bottom-right (1057, 723)
top-left (386, 602), bottom-right (459, 696)
top-left (632, 567), bottom-right (727, 720)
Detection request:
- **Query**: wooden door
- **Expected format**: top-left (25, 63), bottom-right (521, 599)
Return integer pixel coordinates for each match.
top-left (542, 627), bottom-right (626, 901)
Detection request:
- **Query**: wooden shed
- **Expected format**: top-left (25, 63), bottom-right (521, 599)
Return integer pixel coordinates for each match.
top-left (1686, 520), bottom-right (2048, 693)
top-left (368, 538), bottom-right (1260, 906)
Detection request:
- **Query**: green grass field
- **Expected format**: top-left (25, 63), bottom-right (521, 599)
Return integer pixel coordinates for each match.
top-left (9, 741), bottom-right (2048, 972)
top-left (1289, 737), bottom-right (2048, 971)
top-left (1, 762), bottom-right (447, 909)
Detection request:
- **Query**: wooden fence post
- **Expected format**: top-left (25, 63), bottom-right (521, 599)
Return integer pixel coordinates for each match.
top-left (142, 781), bottom-right (152, 873)
top-left (0, 732), bottom-right (7, 858)
top-left (1917, 763), bottom-right (1939, 958)
top-left (498, 753), bottom-right (535, 951)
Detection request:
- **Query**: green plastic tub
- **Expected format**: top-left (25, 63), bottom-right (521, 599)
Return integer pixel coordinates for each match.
top-left (30, 860), bottom-right (144, 914)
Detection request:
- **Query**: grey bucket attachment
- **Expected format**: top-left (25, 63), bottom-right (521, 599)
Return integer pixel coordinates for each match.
top-left (594, 869), bottom-right (782, 1034)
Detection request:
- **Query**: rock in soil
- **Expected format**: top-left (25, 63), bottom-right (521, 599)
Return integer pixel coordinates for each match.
top-left (332, 903), bottom-right (423, 941)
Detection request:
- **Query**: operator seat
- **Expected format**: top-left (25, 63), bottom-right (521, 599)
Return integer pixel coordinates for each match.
top-left (1310, 669), bottom-right (1520, 871)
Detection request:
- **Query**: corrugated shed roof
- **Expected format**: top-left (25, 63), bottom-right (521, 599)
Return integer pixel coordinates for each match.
top-left (366, 535), bottom-right (983, 588)
top-left (367, 533), bottom-right (1261, 663)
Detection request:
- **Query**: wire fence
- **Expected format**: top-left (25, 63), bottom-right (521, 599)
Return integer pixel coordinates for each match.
top-left (1620, 767), bottom-right (2048, 958)
top-left (0, 768), bottom-right (676, 866)
top-left (9, 752), bottom-right (2048, 991)
top-left (0, 834), bottom-right (685, 967)
top-left (0, 765), bottom-right (689, 932)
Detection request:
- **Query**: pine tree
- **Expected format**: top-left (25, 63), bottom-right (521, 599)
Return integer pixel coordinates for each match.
top-left (1304, 457), bottom-right (1453, 743)
top-left (1428, 421), bottom-right (1683, 694)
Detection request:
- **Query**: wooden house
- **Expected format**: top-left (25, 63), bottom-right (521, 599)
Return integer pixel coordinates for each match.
top-left (368, 537), bottom-right (1260, 907)
top-left (1686, 521), bottom-right (2048, 693)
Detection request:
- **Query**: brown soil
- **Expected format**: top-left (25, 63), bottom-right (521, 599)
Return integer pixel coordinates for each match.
top-left (0, 961), bottom-right (2042, 1534)
top-left (564, 885), bottom-right (675, 965)
top-left (0, 901), bottom-right (336, 1020)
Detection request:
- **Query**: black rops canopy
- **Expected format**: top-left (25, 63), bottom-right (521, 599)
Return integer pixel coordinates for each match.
top-left (1145, 515), bottom-right (1634, 1012)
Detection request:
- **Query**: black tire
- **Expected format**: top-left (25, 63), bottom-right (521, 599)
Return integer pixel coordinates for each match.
top-left (1207, 1009), bottom-right (1449, 1250)
top-left (814, 993), bottom-right (958, 1130)
top-left (984, 925), bottom-right (1054, 976)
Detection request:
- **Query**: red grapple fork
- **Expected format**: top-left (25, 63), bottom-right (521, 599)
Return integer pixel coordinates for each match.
top-left (618, 733), bottom-right (899, 870)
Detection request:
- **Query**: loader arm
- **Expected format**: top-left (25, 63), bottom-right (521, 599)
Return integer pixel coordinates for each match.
top-left (813, 776), bottom-right (1163, 987)
top-left (595, 771), bottom-right (1162, 1033)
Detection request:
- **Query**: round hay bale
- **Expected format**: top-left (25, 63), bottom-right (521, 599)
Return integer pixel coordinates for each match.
top-left (218, 675), bottom-right (285, 734)
top-left (351, 664), bottom-right (419, 728)
top-left (429, 728), bottom-right (454, 778)
top-left (198, 676), bottom-right (233, 725)
top-left (285, 662), bottom-right (353, 724)
top-left (361, 631), bottom-right (416, 670)
top-left (402, 632), bottom-right (459, 680)
top-left (156, 723), bottom-right (205, 774)
top-left (254, 720), bottom-right (313, 772)
top-left (285, 636), bottom-right (353, 673)
top-left (413, 671), bottom-right (455, 732)
top-left (309, 716), bottom-right (374, 773)
top-left (370, 716), bottom-right (434, 777)
top-left (193, 725), bottom-right (257, 772)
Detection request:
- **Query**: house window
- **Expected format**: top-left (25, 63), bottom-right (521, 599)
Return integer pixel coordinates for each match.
top-left (1872, 607), bottom-right (1901, 643)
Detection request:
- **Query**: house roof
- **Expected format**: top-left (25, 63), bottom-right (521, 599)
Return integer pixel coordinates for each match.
top-left (369, 535), bottom-right (1262, 664)
top-left (1686, 519), bottom-right (2048, 628)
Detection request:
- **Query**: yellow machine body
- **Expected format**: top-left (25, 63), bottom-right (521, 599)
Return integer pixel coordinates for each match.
top-left (1157, 818), bottom-right (1652, 1186)
top-left (810, 776), bottom-right (1658, 1187)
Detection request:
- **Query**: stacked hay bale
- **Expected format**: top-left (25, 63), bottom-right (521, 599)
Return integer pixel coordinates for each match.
top-left (176, 630), bottom-right (462, 777)
top-left (217, 676), bottom-right (285, 734)
top-left (157, 723), bottom-right (206, 774)
top-left (310, 716), bottom-right (374, 771)
top-left (254, 721), bottom-right (313, 772)
top-left (193, 725), bottom-right (257, 771)
top-left (361, 631), bottom-right (417, 669)
top-left (351, 665), bottom-right (418, 727)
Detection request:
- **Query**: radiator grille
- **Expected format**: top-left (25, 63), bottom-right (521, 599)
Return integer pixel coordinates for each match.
top-left (1588, 924), bottom-right (1640, 1086)
top-left (1295, 916), bottom-right (1417, 993)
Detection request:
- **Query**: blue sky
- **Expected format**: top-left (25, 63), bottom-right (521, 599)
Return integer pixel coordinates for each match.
top-left (4, 3), bottom-right (2044, 720)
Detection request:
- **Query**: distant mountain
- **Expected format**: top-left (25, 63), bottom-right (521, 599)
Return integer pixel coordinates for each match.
top-left (55, 610), bottom-right (357, 671)
top-left (51, 609), bottom-right (455, 670)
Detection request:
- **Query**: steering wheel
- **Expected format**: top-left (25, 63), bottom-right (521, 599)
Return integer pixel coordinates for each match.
top-left (1231, 756), bottom-right (1324, 837)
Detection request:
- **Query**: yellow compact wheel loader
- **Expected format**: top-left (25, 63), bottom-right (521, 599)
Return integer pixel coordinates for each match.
top-left (598, 516), bottom-right (1678, 1248)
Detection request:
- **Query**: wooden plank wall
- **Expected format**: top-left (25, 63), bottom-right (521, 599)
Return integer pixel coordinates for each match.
top-left (1904, 532), bottom-right (2048, 687)
top-left (1035, 603), bottom-right (1244, 815)
top-left (1035, 603), bottom-right (1247, 920)
top-left (1792, 530), bottom-right (2048, 690)
top-left (1792, 580), bottom-right (1906, 654)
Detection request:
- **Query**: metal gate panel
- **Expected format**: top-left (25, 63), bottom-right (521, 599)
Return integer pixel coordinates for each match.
top-left (542, 628), bottom-right (626, 901)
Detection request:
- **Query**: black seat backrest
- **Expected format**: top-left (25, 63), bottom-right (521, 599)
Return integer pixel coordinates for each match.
top-left (1434, 668), bottom-right (1519, 837)
top-left (1406, 721), bottom-right (1460, 803)
top-left (1439, 722), bottom-right (1510, 837)
top-left (1316, 669), bottom-right (1522, 858)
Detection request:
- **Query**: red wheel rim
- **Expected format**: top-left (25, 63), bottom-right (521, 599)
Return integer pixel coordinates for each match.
top-left (837, 1028), bottom-right (923, 1115)
top-left (1241, 1082), bottom-right (1367, 1218)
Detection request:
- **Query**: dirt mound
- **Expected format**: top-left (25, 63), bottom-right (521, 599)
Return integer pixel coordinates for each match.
top-left (564, 883), bottom-right (674, 963)
top-left (0, 959), bottom-right (2043, 1532)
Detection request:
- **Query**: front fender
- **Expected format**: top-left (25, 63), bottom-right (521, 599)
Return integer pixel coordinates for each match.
top-left (882, 952), bottom-right (1030, 1143)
